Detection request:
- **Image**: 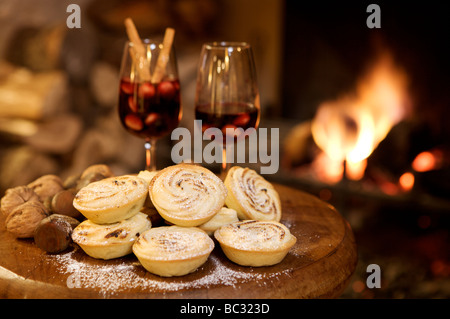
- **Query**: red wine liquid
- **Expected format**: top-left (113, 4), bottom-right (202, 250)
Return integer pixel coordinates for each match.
top-left (118, 77), bottom-right (181, 139)
top-left (195, 103), bottom-right (259, 142)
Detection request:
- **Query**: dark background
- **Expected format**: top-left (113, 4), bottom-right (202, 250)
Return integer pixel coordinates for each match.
top-left (282, 1), bottom-right (450, 151)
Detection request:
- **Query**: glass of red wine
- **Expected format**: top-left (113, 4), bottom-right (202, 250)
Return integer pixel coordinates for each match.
top-left (195, 42), bottom-right (260, 178)
top-left (118, 38), bottom-right (182, 171)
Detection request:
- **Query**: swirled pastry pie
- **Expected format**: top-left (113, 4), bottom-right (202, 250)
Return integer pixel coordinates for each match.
top-left (224, 166), bottom-right (281, 221)
top-left (214, 220), bottom-right (296, 267)
top-left (72, 212), bottom-right (151, 260)
top-left (73, 175), bottom-right (148, 224)
top-left (149, 164), bottom-right (227, 226)
top-left (133, 226), bottom-right (214, 277)
top-left (198, 207), bottom-right (239, 236)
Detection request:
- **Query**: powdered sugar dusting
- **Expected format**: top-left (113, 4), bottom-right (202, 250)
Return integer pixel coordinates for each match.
top-left (44, 247), bottom-right (294, 297)
top-left (133, 226), bottom-right (214, 261)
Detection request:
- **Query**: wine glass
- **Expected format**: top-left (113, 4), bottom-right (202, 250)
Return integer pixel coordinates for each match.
top-left (195, 42), bottom-right (260, 178)
top-left (118, 38), bottom-right (182, 171)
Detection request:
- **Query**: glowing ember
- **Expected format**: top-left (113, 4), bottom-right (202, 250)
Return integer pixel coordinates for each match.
top-left (311, 51), bottom-right (410, 183)
top-left (380, 180), bottom-right (399, 196)
top-left (311, 152), bottom-right (344, 184)
top-left (412, 150), bottom-right (443, 172)
top-left (352, 280), bottom-right (365, 293)
top-left (346, 159), bottom-right (367, 181)
top-left (399, 172), bottom-right (415, 192)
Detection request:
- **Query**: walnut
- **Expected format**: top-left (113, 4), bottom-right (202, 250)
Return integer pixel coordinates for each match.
top-left (1, 186), bottom-right (40, 218)
top-left (27, 174), bottom-right (64, 202)
top-left (5, 201), bottom-right (49, 238)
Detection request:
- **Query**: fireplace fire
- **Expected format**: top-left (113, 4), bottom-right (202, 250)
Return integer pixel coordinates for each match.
top-left (310, 51), bottom-right (410, 185)
top-left (281, 47), bottom-right (449, 210)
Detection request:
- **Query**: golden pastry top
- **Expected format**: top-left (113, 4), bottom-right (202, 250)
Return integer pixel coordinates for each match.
top-left (225, 166), bottom-right (281, 221)
top-left (149, 164), bottom-right (227, 223)
top-left (73, 175), bottom-right (148, 211)
top-left (198, 207), bottom-right (239, 235)
top-left (72, 212), bottom-right (151, 246)
top-left (137, 170), bottom-right (159, 184)
top-left (214, 220), bottom-right (296, 252)
top-left (133, 226), bottom-right (214, 261)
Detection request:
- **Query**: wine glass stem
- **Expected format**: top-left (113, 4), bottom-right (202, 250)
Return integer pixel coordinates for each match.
top-left (221, 147), bottom-right (231, 179)
top-left (145, 139), bottom-right (157, 171)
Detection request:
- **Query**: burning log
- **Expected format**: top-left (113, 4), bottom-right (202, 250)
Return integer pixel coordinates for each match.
top-left (282, 121), bottom-right (316, 168)
top-left (308, 51), bottom-right (410, 184)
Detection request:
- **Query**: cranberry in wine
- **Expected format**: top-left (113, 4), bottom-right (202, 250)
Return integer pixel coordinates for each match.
top-left (195, 103), bottom-right (259, 143)
top-left (118, 78), bottom-right (181, 139)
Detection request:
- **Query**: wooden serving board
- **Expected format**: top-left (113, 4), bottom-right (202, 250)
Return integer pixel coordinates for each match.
top-left (0, 184), bottom-right (357, 299)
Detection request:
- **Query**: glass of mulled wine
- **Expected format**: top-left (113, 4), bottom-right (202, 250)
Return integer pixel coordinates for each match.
top-left (195, 42), bottom-right (260, 177)
top-left (118, 39), bottom-right (182, 171)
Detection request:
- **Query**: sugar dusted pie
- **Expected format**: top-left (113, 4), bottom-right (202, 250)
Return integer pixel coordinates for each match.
top-left (198, 207), bottom-right (239, 236)
top-left (214, 220), bottom-right (296, 267)
top-left (149, 164), bottom-right (227, 226)
top-left (137, 170), bottom-right (159, 184)
top-left (73, 175), bottom-right (148, 224)
top-left (133, 226), bottom-right (214, 277)
top-left (224, 166), bottom-right (281, 222)
top-left (72, 212), bottom-right (151, 260)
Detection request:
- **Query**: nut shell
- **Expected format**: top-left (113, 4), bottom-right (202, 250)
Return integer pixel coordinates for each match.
top-left (27, 174), bottom-right (64, 202)
top-left (34, 214), bottom-right (80, 253)
top-left (5, 201), bottom-right (49, 238)
top-left (75, 164), bottom-right (114, 191)
top-left (80, 164), bottom-right (114, 180)
top-left (1, 186), bottom-right (40, 218)
top-left (51, 190), bottom-right (82, 219)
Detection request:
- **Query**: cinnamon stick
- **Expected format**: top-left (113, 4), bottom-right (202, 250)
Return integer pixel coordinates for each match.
top-left (124, 18), bottom-right (151, 81)
top-left (151, 27), bottom-right (175, 83)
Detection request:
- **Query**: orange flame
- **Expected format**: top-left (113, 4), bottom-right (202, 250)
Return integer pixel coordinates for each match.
top-left (412, 150), bottom-right (443, 172)
top-left (346, 159), bottom-right (367, 181)
top-left (311, 52), bottom-right (410, 183)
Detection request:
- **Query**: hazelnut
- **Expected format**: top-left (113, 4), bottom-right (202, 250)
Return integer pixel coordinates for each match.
top-left (27, 174), bottom-right (64, 202)
top-left (75, 172), bottom-right (107, 191)
top-left (1, 186), bottom-right (40, 218)
top-left (63, 174), bottom-right (81, 189)
top-left (34, 214), bottom-right (80, 253)
top-left (51, 189), bottom-right (82, 220)
top-left (80, 164), bottom-right (114, 180)
top-left (76, 164), bottom-right (114, 191)
top-left (5, 201), bottom-right (49, 238)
